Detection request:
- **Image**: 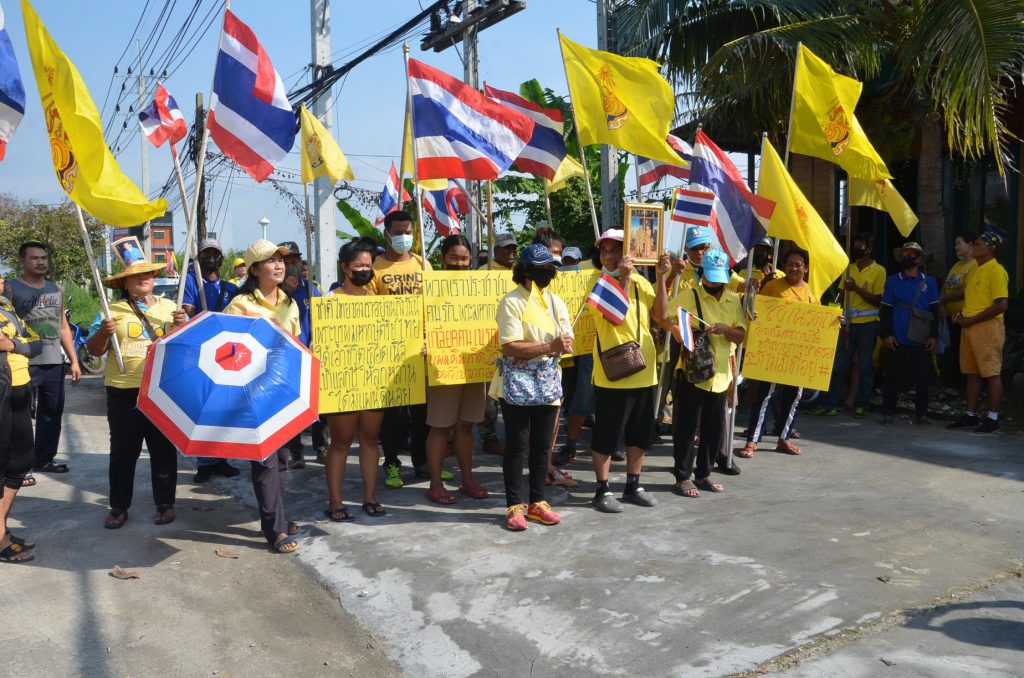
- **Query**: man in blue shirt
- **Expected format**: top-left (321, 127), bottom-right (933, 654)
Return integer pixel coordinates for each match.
top-left (184, 238), bottom-right (241, 483)
top-left (879, 242), bottom-right (940, 426)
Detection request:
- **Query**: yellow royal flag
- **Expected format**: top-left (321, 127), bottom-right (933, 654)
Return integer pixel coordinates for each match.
top-left (299, 105), bottom-right (353, 185)
top-left (849, 177), bottom-right (918, 237)
top-left (790, 44), bottom-right (891, 181)
top-left (402, 105), bottom-right (446, 191)
top-left (757, 139), bottom-right (848, 299)
top-left (559, 33), bottom-right (681, 164)
top-left (546, 155), bottom-right (584, 193)
top-left (21, 0), bottom-right (166, 227)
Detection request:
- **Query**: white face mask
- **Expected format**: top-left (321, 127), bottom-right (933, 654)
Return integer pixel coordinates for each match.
top-left (601, 266), bottom-right (620, 278)
top-left (390, 234), bottom-right (414, 254)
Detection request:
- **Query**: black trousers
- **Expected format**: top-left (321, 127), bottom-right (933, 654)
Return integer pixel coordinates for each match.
top-left (0, 362), bottom-right (10, 499)
top-left (746, 380), bottom-right (801, 442)
top-left (4, 385), bottom-right (35, 490)
top-left (107, 387), bottom-right (177, 511)
top-left (672, 379), bottom-right (726, 482)
top-left (30, 363), bottom-right (65, 467)
top-left (883, 344), bottom-right (932, 417)
top-left (940, 319), bottom-right (964, 390)
top-left (501, 400), bottom-right (558, 507)
top-left (381, 403), bottom-right (427, 468)
top-left (251, 448), bottom-right (289, 543)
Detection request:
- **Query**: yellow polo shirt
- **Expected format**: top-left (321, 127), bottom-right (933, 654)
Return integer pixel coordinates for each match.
top-left (588, 275), bottom-right (658, 389)
top-left (761, 277), bottom-right (818, 305)
top-left (101, 297), bottom-right (177, 389)
top-left (485, 261), bottom-right (512, 271)
top-left (670, 285), bottom-right (745, 393)
top-left (845, 261), bottom-right (886, 324)
top-left (963, 258), bottom-right (1009, 318)
top-left (224, 288), bottom-right (301, 338)
top-left (942, 258), bottom-right (977, 315)
top-left (372, 254), bottom-right (429, 296)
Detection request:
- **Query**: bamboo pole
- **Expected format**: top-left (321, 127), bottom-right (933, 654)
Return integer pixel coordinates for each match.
top-left (75, 205), bottom-right (125, 373)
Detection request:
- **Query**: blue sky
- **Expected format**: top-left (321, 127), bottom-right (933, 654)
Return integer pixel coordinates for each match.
top-left (2, 0), bottom-right (608, 252)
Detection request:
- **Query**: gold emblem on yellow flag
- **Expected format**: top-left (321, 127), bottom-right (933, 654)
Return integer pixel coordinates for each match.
top-left (823, 102), bottom-right (851, 156)
top-left (597, 66), bottom-right (628, 130)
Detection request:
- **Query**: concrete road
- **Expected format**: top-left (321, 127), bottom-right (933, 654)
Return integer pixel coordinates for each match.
top-left (3, 375), bottom-right (1022, 677)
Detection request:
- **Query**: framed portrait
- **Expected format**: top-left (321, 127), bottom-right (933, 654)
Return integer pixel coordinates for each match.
top-left (622, 202), bottom-right (664, 265)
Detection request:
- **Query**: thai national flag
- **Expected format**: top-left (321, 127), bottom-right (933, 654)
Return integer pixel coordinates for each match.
top-left (586, 273), bottom-right (630, 326)
top-left (207, 10), bottom-right (296, 182)
top-left (139, 83), bottom-right (188, 153)
top-left (690, 130), bottom-right (775, 264)
top-left (483, 84), bottom-right (566, 180)
top-left (423, 181), bottom-right (469, 236)
top-left (408, 59), bottom-right (534, 180)
top-left (375, 161), bottom-right (412, 227)
top-left (0, 5), bottom-right (26, 162)
top-left (637, 133), bottom-right (692, 188)
top-left (677, 306), bottom-right (695, 352)
top-left (671, 188), bottom-right (716, 226)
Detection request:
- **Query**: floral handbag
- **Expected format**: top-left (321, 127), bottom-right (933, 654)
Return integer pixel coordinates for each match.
top-left (501, 356), bottom-right (563, 406)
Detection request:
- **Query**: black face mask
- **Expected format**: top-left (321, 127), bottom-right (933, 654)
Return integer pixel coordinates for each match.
top-left (445, 264), bottom-right (471, 271)
top-left (198, 255), bottom-right (222, 275)
top-left (349, 269), bottom-right (374, 286)
top-left (702, 283), bottom-right (723, 296)
top-left (529, 268), bottom-right (556, 289)
top-left (851, 247), bottom-right (867, 260)
top-left (752, 250), bottom-right (769, 268)
top-left (899, 256), bottom-right (918, 270)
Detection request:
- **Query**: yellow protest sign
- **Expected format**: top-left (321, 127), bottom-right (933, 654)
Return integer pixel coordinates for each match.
top-left (311, 295), bottom-right (426, 413)
top-left (743, 296), bottom-right (842, 391)
top-left (424, 270), bottom-right (515, 385)
top-left (549, 269), bottom-right (599, 356)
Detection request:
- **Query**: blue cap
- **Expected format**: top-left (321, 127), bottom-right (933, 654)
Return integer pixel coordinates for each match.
top-left (702, 248), bottom-right (731, 284)
top-left (520, 243), bottom-right (560, 266)
top-left (685, 226), bottom-right (713, 248)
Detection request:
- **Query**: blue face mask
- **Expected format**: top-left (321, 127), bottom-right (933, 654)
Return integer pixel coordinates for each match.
top-left (390, 234), bottom-right (414, 254)
top-left (560, 264), bottom-right (580, 272)
top-left (601, 266), bottom-right (620, 278)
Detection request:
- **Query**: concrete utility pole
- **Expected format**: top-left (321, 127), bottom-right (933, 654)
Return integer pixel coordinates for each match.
top-left (463, 0), bottom-right (480, 248)
top-left (310, 0), bottom-right (338, 289)
top-left (597, 0), bottom-right (620, 229)
top-left (137, 39), bottom-right (152, 259)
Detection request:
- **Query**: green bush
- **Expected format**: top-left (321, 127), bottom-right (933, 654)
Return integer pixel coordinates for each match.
top-left (64, 283), bottom-right (103, 328)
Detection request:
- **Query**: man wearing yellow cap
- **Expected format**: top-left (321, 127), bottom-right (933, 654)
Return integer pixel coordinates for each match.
top-left (229, 257), bottom-right (247, 287)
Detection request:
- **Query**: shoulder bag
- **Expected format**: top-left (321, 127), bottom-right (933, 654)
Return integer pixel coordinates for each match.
top-left (904, 277), bottom-right (934, 345)
top-left (596, 283), bottom-right (647, 382)
top-left (681, 288), bottom-right (717, 383)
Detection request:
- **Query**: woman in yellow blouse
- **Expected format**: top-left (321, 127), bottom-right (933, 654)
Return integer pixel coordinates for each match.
top-left (223, 239), bottom-right (302, 554)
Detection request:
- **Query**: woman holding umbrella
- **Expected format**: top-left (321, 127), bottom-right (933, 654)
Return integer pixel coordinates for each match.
top-left (223, 239), bottom-right (303, 553)
top-left (323, 238), bottom-right (386, 521)
top-left (86, 243), bottom-right (186, 529)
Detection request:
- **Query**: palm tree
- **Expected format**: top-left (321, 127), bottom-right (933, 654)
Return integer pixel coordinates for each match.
top-left (612, 0), bottom-right (1024, 267)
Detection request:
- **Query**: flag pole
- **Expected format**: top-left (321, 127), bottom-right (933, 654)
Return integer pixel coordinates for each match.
top-left (75, 205), bottom-right (125, 374)
top-left (557, 28), bottom-right (601, 240)
top-left (170, 143), bottom-right (207, 312)
top-left (487, 180), bottom-right (494, 256)
top-left (634, 154), bottom-right (643, 202)
top-left (403, 43), bottom-right (428, 268)
top-left (774, 41), bottom-right (802, 265)
top-left (543, 180), bottom-right (555, 228)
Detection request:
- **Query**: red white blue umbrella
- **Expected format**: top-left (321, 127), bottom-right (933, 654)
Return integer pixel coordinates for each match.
top-left (137, 312), bottom-right (320, 461)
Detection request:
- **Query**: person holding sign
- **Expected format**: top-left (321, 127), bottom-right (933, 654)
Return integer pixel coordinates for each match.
top-left (322, 239), bottom-right (387, 519)
top-left (493, 244), bottom-right (573, 531)
top-left (425, 235), bottom-right (489, 505)
top-left (86, 251), bottom-right (186, 530)
top-left (223, 240), bottom-right (302, 554)
top-left (654, 249), bottom-right (746, 497)
top-left (586, 229), bottom-right (659, 514)
top-left (879, 242), bottom-right (940, 427)
top-left (740, 249), bottom-right (817, 458)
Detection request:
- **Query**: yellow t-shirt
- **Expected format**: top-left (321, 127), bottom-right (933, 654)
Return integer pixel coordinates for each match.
top-left (224, 289), bottom-right (301, 338)
top-left (845, 260), bottom-right (886, 324)
top-left (761, 277), bottom-right (818, 305)
top-left (372, 254), bottom-right (429, 296)
top-left (103, 297), bottom-right (177, 389)
top-left (485, 260), bottom-right (512, 271)
top-left (963, 258), bottom-right (1009, 318)
top-left (580, 260), bottom-right (596, 271)
top-left (677, 266), bottom-right (744, 292)
top-left (490, 284), bottom-right (572, 404)
top-left (0, 297), bottom-right (41, 387)
top-left (942, 258), bottom-right (977, 315)
top-left (670, 285), bottom-right (745, 393)
top-left (588, 275), bottom-right (658, 389)
top-left (332, 286), bottom-right (375, 297)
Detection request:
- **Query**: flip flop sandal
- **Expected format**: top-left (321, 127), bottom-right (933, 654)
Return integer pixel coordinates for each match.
top-left (6, 532), bottom-right (35, 550)
top-left (694, 478), bottom-right (724, 493)
top-left (362, 502), bottom-right (387, 517)
top-left (272, 535), bottom-right (299, 554)
top-left (426, 488), bottom-right (457, 505)
top-left (458, 482), bottom-right (488, 499)
top-left (20, 475), bottom-right (36, 488)
top-left (324, 506), bottom-right (354, 522)
top-left (155, 505), bottom-right (175, 525)
top-left (35, 462), bottom-right (68, 474)
top-left (0, 542), bottom-right (34, 563)
top-left (286, 522), bottom-right (301, 535)
top-left (104, 509), bottom-right (128, 529)
top-left (674, 480), bottom-right (700, 498)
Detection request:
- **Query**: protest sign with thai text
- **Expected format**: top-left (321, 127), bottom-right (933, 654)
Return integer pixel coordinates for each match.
top-left (743, 296), bottom-right (842, 391)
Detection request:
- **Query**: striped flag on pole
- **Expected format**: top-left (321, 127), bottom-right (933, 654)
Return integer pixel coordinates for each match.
top-left (483, 84), bottom-right (566, 180)
top-left (670, 188), bottom-right (716, 226)
top-left (586, 273), bottom-right (630, 325)
top-left (0, 4), bottom-right (26, 161)
top-left (408, 58), bottom-right (534, 180)
top-left (636, 133), bottom-right (692, 187)
top-left (676, 306), bottom-right (695, 352)
top-left (207, 10), bottom-right (296, 182)
top-left (138, 83), bottom-right (188, 151)
top-left (376, 161), bottom-right (412, 227)
top-left (423, 181), bottom-right (469, 236)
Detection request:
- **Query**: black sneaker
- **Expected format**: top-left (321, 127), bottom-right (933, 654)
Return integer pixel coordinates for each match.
top-left (973, 419), bottom-right (1000, 434)
top-left (947, 414), bottom-right (980, 429)
top-left (212, 459), bottom-right (240, 477)
top-left (622, 486), bottom-right (657, 507)
top-left (193, 465), bottom-right (214, 483)
top-left (552, 444), bottom-right (576, 467)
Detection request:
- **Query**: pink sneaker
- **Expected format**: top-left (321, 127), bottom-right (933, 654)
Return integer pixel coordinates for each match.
top-left (526, 501), bottom-right (561, 525)
top-left (505, 504), bottom-right (528, 531)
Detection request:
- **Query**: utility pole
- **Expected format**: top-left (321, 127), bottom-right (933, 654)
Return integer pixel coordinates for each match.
top-left (310, 0), bottom-right (338, 289)
top-left (192, 93), bottom-right (207, 244)
top-left (463, 0), bottom-right (480, 248)
top-left (136, 40), bottom-right (152, 259)
top-left (598, 0), bottom-right (619, 230)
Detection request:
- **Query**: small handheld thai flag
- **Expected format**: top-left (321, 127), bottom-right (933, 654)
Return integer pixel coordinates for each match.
top-left (139, 83), bottom-right (188, 152)
top-left (0, 4), bottom-right (26, 162)
top-left (586, 273), bottom-right (630, 325)
top-left (676, 306), bottom-right (695, 352)
top-left (671, 188), bottom-right (716, 226)
top-left (376, 161), bottom-right (412, 227)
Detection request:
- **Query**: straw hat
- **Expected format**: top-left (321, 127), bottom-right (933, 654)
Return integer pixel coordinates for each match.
top-left (103, 236), bottom-right (166, 289)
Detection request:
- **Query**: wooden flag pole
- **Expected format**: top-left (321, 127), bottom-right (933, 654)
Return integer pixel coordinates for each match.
top-left (557, 28), bottom-right (600, 240)
top-left (543, 180), bottom-right (555, 229)
top-left (634, 154), bottom-right (643, 202)
top-left (170, 143), bottom-right (207, 312)
top-left (773, 41), bottom-right (802, 265)
top-left (487, 180), bottom-right (494, 257)
top-left (74, 205), bottom-right (125, 374)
